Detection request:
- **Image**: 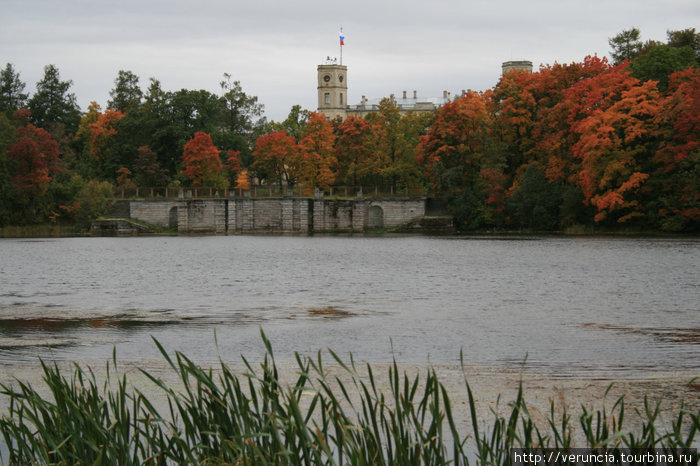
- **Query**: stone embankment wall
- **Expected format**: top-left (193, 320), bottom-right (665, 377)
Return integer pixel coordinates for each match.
top-left (125, 198), bottom-right (426, 234)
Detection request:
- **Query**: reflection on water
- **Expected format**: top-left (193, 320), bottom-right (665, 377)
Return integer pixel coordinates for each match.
top-left (0, 235), bottom-right (698, 378)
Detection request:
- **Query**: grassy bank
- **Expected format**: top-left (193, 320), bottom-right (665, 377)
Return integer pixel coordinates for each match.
top-left (1, 332), bottom-right (698, 465)
top-left (0, 224), bottom-right (85, 238)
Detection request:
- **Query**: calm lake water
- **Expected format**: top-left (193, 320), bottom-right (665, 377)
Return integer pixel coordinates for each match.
top-left (0, 235), bottom-right (698, 378)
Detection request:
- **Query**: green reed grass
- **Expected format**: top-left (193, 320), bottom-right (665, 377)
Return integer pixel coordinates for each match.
top-left (1, 330), bottom-right (698, 465)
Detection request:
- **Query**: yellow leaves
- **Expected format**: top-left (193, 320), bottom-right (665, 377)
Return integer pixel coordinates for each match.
top-left (235, 170), bottom-right (250, 190)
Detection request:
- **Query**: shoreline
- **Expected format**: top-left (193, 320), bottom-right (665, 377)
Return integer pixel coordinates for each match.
top-left (1, 224), bottom-right (699, 239)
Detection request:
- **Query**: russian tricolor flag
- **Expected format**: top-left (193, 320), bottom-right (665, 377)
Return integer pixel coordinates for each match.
top-left (339, 29), bottom-right (345, 46)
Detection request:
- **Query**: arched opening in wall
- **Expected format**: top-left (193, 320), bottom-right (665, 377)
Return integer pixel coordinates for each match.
top-left (169, 207), bottom-right (178, 230)
top-left (368, 205), bottom-right (384, 229)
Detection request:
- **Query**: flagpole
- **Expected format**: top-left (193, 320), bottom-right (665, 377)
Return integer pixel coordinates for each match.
top-left (339, 27), bottom-right (343, 65)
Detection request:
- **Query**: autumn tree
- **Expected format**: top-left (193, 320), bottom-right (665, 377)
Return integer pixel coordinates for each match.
top-left (116, 167), bottom-right (134, 189)
top-left (568, 68), bottom-right (661, 224)
top-left (182, 131), bottom-right (226, 189)
top-left (265, 105), bottom-right (309, 141)
top-left (235, 170), bottom-right (251, 190)
top-left (334, 116), bottom-right (383, 186)
top-left (367, 99), bottom-right (428, 191)
top-left (74, 102), bottom-right (125, 179)
top-left (224, 150), bottom-right (243, 188)
top-left (652, 68), bottom-right (700, 231)
top-left (7, 122), bottom-right (60, 220)
top-left (252, 131), bottom-right (298, 189)
top-left (297, 112), bottom-right (336, 191)
top-left (491, 56), bottom-right (615, 228)
top-left (416, 92), bottom-right (492, 193)
top-left (416, 92), bottom-right (500, 227)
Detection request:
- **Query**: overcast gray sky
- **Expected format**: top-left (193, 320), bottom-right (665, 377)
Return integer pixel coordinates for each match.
top-left (1, 0), bottom-right (698, 122)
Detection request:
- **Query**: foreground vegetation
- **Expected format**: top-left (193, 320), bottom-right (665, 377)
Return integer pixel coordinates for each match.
top-left (1, 332), bottom-right (697, 465)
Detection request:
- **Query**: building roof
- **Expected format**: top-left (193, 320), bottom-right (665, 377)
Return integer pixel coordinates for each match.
top-left (348, 91), bottom-right (452, 113)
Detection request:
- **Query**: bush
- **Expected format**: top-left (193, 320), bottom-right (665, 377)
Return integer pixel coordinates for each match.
top-left (73, 179), bottom-right (114, 229)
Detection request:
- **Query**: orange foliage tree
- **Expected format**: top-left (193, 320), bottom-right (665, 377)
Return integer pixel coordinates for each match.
top-left (235, 170), bottom-right (251, 190)
top-left (297, 113), bottom-right (337, 191)
top-left (224, 150), bottom-right (243, 188)
top-left (568, 68), bottom-right (661, 223)
top-left (416, 91), bottom-right (493, 194)
top-left (181, 131), bottom-right (225, 188)
top-left (74, 102), bottom-right (125, 179)
top-left (252, 131), bottom-right (298, 189)
top-left (75, 102), bottom-right (124, 160)
top-left (335, 116), bottom-right (383, 186)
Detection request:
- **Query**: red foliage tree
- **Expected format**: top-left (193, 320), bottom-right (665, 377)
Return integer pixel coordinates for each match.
top-left (181, 131), bottom-right (223, 186)
top-left (652, 68), bottom-right (700, 229)
top-left (224, 149), bottom-right (243, 187)
top-left (8, 124), bottom-right (60, 198)
top-left (252, 131), bottom-right (298, 188)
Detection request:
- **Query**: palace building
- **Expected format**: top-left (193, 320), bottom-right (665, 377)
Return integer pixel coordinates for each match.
top-left (317, 57), bottom-right (532, 120)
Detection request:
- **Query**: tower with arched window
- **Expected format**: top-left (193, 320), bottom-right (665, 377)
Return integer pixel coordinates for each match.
top-left (317, 59), bottom-right (347, 120)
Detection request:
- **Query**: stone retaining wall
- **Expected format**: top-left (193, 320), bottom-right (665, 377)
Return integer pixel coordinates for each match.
top-left (125, 198), bottom-right (426, 234)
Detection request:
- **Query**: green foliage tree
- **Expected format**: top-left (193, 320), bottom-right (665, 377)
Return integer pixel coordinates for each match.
top-left (609, 28), bottom-right (642, 65)
top-left (0, 113), bottom-right (19, 225)
top-left (630, 44), bottom-right (697, 91)
top-left (667, 28), bottom-right (700, 61)
top-left (0, 63), bottom-right (28, 115)
top-left (28, 64), bottom-right (81, 134)
top-left (506, 164), bottom-right (561, 230)
top-left (108, 70), bottom-right (142, 113)
top-left (218, 73), bottom-right (265, 165)
top-left (133, 145), bottom-right (168, 187)
top-left (367, 99), bottom-right (430, 191)
top-left (72, 179), bottom-right (114, 229)
top-left (265, 105), bottom-right (309, 141)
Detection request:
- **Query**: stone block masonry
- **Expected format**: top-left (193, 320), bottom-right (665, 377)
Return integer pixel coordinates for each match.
top-left (125, 198), bottom-right (426, 234)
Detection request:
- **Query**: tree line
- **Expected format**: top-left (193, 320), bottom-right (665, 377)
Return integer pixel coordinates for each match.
top-left (0, 27), bottom-right (697, 232)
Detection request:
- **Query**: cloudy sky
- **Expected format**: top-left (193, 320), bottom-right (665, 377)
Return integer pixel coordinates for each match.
top-left (1, 0), bottom-right (698, 122)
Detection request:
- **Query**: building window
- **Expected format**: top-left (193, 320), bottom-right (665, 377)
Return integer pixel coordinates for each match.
top-left (340, 93), bottom-right (343, 105)
top-left (324, 93), bottom-right (330, 105)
